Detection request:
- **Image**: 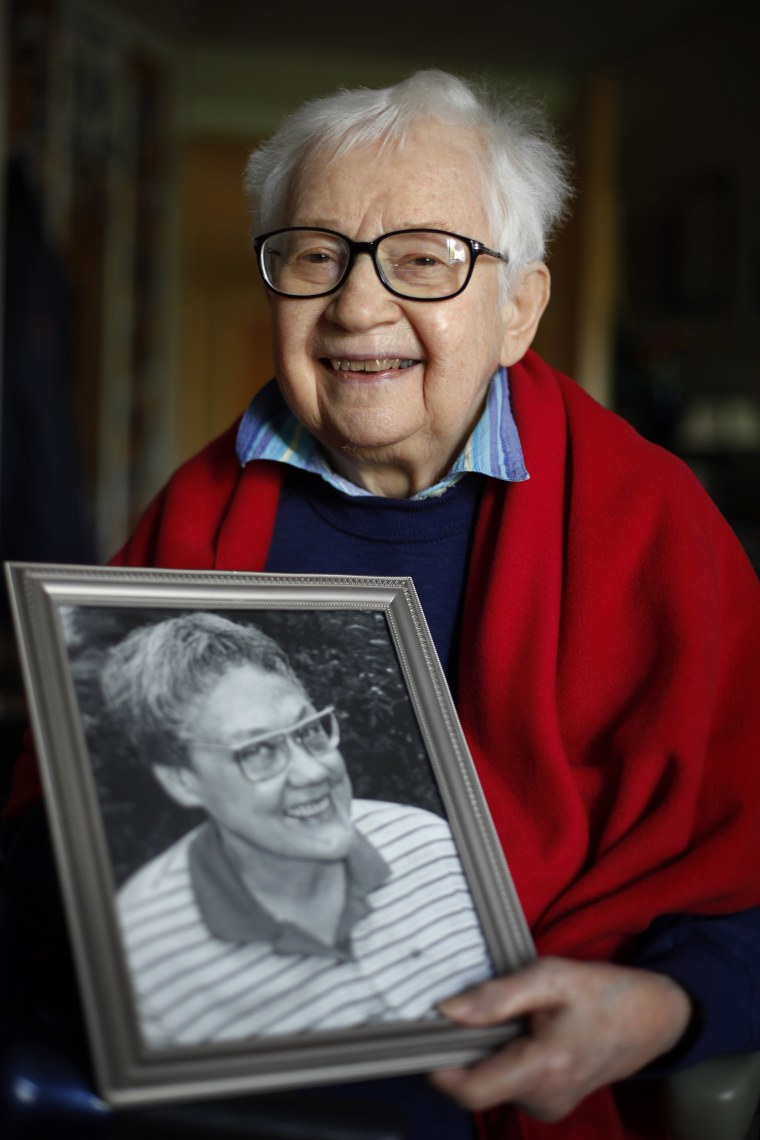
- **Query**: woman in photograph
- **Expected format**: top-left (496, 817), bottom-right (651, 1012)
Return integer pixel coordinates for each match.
top-left (101, 611), bottom-right (492, 1046)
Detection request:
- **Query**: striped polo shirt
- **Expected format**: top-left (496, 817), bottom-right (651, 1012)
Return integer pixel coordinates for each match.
top-left (117, 799), bottom-right (493, 1048)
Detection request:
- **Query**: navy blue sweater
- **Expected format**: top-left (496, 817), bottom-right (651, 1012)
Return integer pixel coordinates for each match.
top-left (266, 469), bottom-right (760, 1079)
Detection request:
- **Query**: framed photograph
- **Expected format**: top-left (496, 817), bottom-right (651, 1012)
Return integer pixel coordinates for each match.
top-left (5, 562), bottom-right (534, 1109)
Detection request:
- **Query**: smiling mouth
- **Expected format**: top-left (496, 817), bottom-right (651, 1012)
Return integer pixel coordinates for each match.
top-left (286, 793), bottom-right (334, 821)
top-left (325, 358), bottom-right (418, 373)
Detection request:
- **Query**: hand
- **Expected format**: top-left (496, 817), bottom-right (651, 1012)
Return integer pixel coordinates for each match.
top-left (430, 956), bottom-right (693, 1122)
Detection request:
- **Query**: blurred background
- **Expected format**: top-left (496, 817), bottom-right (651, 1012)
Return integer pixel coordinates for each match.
top-left (0, 0), bottom-right (758, 771)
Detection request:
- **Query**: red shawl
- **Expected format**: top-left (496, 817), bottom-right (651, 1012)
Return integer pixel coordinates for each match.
top-left (9, 350), bottom-right (760, 1139)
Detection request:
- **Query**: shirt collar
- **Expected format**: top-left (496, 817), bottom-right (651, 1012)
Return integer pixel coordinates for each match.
top-left (235, 365), bottom-right (529, 500)
top-left (188, 818), bottom-right (391, 959)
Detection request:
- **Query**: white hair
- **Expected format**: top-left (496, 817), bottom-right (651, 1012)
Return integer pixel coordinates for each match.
top-left (243, 69), bottom-right (573, 285)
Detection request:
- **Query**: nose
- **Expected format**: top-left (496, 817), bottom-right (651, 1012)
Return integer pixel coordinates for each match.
top-left (285, 740), bottom-right (343, 785)
top-left (325, 252), bottom-right (400, 331)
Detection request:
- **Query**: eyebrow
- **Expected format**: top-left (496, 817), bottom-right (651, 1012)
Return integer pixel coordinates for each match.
top-left (294, 220), bottom-right (456, 235)
top-left (223, 704), bottom-right (313, 747)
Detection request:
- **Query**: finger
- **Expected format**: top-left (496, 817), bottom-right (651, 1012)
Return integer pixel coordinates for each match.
top-left (438, 958), bottom-right (566, 1025)
top-left (430, 1030), bottom-right (578, 1119)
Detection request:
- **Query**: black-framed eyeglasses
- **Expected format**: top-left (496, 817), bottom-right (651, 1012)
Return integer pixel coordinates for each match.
top-left (186, 706), bottom-right (340, 783)
top-left (253, 227), bottom-right (509, 302)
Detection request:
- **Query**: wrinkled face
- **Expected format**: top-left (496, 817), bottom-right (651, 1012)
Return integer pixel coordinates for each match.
top-left (178, 665), bottom-right (354, 862)
top-left (267, 121), bottom-right (514, 490)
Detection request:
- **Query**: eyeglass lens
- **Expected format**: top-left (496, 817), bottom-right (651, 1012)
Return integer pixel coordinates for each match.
top-left (259, 229), bottom-right (473, 300)
top-left (235, 707), bottom-right (339, 782)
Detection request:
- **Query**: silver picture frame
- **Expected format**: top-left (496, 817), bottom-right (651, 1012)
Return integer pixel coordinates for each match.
top-left (5, 561), bottom-right (534, 1109)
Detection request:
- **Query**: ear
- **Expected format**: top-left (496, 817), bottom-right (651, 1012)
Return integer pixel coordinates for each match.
top-left (152, 763), bottom-right (205, 809)
top-left (499, 264), bottom-right (551, 366)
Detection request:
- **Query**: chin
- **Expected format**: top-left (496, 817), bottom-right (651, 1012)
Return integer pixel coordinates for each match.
top-left (324, 411), bottom-right (421, 453)
top-left (304, 833), bottom-right (355, 862)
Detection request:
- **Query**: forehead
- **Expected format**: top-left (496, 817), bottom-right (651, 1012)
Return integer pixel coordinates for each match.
top-left (189, 664), bottom-right (309, 742)
top-left (287, 120), bottom-right (490, 237)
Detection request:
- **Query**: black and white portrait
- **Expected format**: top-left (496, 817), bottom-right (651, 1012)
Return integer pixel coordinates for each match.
top-left (60, 604), bottom-right (494, 1050)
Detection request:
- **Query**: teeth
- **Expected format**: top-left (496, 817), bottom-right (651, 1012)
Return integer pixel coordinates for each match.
top-left (329, 358), bottom-right (415, 372)
top-left (287, 795), bottom-right (331, 819)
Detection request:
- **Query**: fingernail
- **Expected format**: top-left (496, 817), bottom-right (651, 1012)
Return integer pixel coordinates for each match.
top-left (438, 995), bottom-right (474, 1019)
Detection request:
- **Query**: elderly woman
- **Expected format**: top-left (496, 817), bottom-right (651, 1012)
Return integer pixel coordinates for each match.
top-left (5, 69), bottom-right (760, 1140)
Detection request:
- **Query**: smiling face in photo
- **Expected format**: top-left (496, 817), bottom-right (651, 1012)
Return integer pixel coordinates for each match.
top-left (173, 664), bottom-right (355, 863)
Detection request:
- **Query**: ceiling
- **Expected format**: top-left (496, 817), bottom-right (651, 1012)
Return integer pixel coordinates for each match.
top-left (115, 0), bottom-right (733, 77)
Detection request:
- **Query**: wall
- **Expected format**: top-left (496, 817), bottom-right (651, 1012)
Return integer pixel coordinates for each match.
top-left (176, 135), bottom-right (273, 461)
top-left (615, 4), bottom-right (760, 567)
